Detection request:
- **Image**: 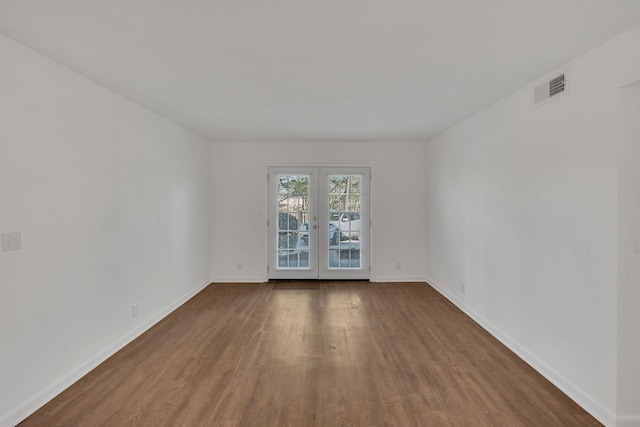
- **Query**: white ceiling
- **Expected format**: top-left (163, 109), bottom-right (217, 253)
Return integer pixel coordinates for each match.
top-left (1, 1), bottom-right (640, 142)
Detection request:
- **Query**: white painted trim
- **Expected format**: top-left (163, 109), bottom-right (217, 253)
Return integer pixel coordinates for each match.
top-left (425, 275), bottom-right (617, 427)
top-left (617, 415), bottom-right (640, 427)
top-left (371, 275), bottom-right (427, 282)
top-left (1, 279), bottom-right (212, 427)
top-left (265, 161), bottom-right (375, 168)
top-left (211, 276), bottom-right (266, 283)
top-left (266, 165), bottom-right (372, 281)
top-left (208, 277), bottom-right (431, 284)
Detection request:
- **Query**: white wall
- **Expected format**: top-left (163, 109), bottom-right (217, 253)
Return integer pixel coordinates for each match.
top-left (2, 17), bottom-right (637, 427)
top-left (210, 141), bottom-right (427, 282)
top-left (423, 24), bottom-right (640, 427)
top-left (617, 84), bottom-right (640, 424)
top-left (0, 35), bottom-right (212, 426)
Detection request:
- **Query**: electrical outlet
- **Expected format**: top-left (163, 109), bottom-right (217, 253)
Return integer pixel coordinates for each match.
top-left (460, 283), bottom-right (466, 293)
top-left (395, 262), bottom-right (401, 270)
top-left (237, 263), bottom-right (243, 271)
top-left (132, 303), bottom-right (139, 318)
top-left (1, 232), bottom-right (23, 251)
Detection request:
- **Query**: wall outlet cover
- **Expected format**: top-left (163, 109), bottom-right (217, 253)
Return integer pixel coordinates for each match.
top-left (1, 232), bottom-right (23, 251)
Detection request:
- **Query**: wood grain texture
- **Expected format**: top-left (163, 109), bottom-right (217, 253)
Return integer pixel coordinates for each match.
top-left (20, 282), bottom-right (601, 426)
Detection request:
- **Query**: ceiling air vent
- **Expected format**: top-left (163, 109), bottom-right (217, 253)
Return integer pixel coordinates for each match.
top-left (533, 72), bottom-right (567, 106)
top-left (549, 74), bottom-right (565, 97)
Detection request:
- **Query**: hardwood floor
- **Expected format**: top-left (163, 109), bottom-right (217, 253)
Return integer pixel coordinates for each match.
top-left (20, 282), bottom-right (601, 426)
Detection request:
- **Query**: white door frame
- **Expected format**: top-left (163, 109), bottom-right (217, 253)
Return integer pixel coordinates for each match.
top-left (268, 166), bottom-right (370, 280)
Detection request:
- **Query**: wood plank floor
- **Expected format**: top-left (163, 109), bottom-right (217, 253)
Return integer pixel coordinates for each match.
top-left (20, 282), bottom-right (601, 426)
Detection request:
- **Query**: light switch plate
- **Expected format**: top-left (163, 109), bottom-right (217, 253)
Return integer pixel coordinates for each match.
top-left (1, 232), bottom-right (23, 251)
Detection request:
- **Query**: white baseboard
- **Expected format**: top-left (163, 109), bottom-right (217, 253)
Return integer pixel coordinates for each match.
top-left (425, 275), bottom-right (617, 427)
top-left (5, 276), bottom-right (630, 427)
top-left (371, 275), bottom-right (427, 282)
top-left (211, 275), bottom-right (266, 283)
top-left (1, 278), bottom-right (212, 427)
top-left (211, 275), bottom-right (428, 284)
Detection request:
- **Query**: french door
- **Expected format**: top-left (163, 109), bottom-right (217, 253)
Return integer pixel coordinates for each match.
top-left (268, 166), bottom-right (370, 280)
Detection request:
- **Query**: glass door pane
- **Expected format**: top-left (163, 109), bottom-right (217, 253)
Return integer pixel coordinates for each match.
top-left (327, 175), bottom-right (362, 269)
top-left (269, 167), bottom-right (318, 280)
top-left (319, 167), bottom-right (369, 280)
top-left (277, 175), bottom-right (310, 269)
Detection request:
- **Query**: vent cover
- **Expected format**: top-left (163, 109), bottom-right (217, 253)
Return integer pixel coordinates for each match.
top-left (533, 73), bottom-right (567, 105)
top-left (549, 74), bottom-right (565, 97)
